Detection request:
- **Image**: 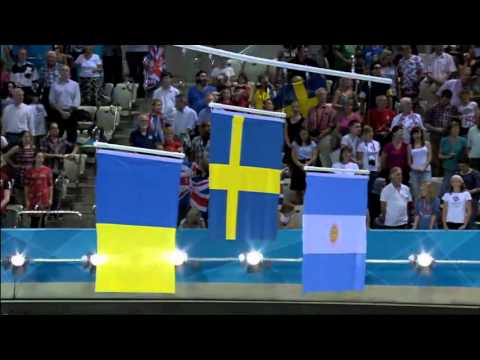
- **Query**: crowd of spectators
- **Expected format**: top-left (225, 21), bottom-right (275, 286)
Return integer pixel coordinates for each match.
top-left (1, 44), bottom-right (480, 230)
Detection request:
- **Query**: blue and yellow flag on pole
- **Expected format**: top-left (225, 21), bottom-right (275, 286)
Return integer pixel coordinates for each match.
top-left (209, 108), bottom-right (284, 245)
top-left (95, 149), bottom-right (182, 294)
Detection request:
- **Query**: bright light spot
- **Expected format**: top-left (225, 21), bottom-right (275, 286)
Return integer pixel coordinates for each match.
top-left (10, 253), bottom-right (26, 267)
top-left (238, 253), bottom-right (246, 263)
top-left (416, 252), bottom-right (434, 268)
top-left (89, 254), bottom-right (107, 267)
top-left (408, 254), bottom-right (416, 263)
top-left (246, 251), bottom-right (263, 266)
top-left (170, 249), bottom-right (188, 266)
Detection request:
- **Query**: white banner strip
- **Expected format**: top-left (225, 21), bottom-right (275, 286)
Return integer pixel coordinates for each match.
top-left (174, 45), bottom-right (392, 85)
top-left (304, 166), bottom-right (370, 175)
top-left (209, 102), bottom-right (286, 120)
top-left (94, 142), bottom-right (185, 159)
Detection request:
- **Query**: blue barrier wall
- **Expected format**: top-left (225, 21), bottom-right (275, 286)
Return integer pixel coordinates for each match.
top-left (1, 229), bottom-right (479, 288)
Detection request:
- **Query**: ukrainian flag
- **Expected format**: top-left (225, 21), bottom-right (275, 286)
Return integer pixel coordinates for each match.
top-left (209, 108), bottom-right (284, 246)
top-left (303, 172), bottom-right (368, 293)
top-left (272, 75), bottom-right (326, 118)
top-left (95, 149), bottom-right (182, 294)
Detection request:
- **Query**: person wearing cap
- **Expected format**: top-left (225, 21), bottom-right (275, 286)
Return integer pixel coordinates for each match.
top-left (441, 174), bottom-right (472, 230)
top-left (457, 156), bottom-right (480, 228)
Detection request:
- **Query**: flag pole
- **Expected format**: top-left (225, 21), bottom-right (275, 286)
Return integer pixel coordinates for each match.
top-left (94, 142), bottom-right (185, 159)
top-left (209, 102), bottom-right (287, 120)
top-left (304, 166), bottom-right (370, 176)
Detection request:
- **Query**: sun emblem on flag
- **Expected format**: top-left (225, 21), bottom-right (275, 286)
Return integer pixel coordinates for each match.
top-left (330, 224), bottom-right (339, 244)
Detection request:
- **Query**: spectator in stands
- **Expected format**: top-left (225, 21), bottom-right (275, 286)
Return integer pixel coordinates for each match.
top-left (40, 122), bottom-right (77, 177)
top-left (290, 128), bottom-right (318, 203)
top-left (457, 89), bottom-right (479, 136)
top-left (336, 98), bottom-right (363, 135)
top-left (102, 45), bottom-right (123, 86)
top-left (419, 45), bottom-right (457, 111)
top-left (467, 112), bottom-right (480, 171)
top-left (381, 126), bottom-right (410, 185)
top-left (458, 156), bottom-right (480, 228)
top-left (284, 101), bottom-right (305, 165)
top-left (1, 88), bottom-right (32, 146)
top-left (24, 152), bottom-right (53, 228)
top-left (231, 85), bottom-right (250, 108)
top-left (357, 125), bottom-right (381, 194)
top-left (173, 94), bottom-right (198, 140)
top-left (53, 45), bottom-right (73, 67)
top-left (437, 66), bottom-right (473, 108)
top-left (129, 114), bottom-right (162, 150)
top-left (379, 50), bottom-right (398, 102)
top-left (74, 46), bottom-right (103, 106)
top-left (380, 167), bottom-right (413, 229)
top-left (125, 45), bottom-right (149, 98)
top-left (188, 70), bottom-right (216, 113)
top-left (366, 95), bottom-right (395, 146)
top-left (306, 88), bottom-right (337, 167)
top-left (333, 77), bottom-right (356, 111)
top-left (412, 181), bottom-right (440, 229)
top-left (10, 48), bottom-right (39, 103)
top-left (28, 94), bottom-right (47, 147)
top-left (0, 155), bottom-right (12, 224)
top-left (178, 153), bottom-right (192, 226)
top-left (390, 97), bottom-right (425, 144)
top-left (333, 145), bottom-right (359, 171)
top-left (253, 74), bottom-right (273, 110)
top-left (439, 119), bottom-right (467, 195)
top-left (288, 45), bottom-right (320, 82)
top-left (149, 99), bottom-right (166, 145)
top-left (341, 119), bottom-right (362, 161)
top-left (48, 65), bottom-right (81, 142)
top-left (0, 59), bottom-right (10, 93)
top-left (397, 45), bottom-right (424, 99)
top-left (408, 127), bottom-right (432, 199)
top-left (424, 89), bottom-right (458, 176)
top-left (39, 51), bottom-right (62, 105)
top-left (190, 122), bottom-right (210, 165)
top-left (210, 59), bottom-right (236, 81)
top-left (179, 207), bottom-right (206, 229)
top-left (442, 175), bottom-right (472, 230)
top-left (1, 81), bottom-right (16, 111)
top-left (152, 72), bottom-right (179, 123)
top-left (333, 45), bottom-right (356, 72)
top-left (219, 87), bottom-right (233, 105)
top-left (198, 92), bottom-right (217, 126)
top-left (163, 126), bottom-right (183, 153)
top-left (263, 98), bottom-right (275, 111)
top-left (358, 62), bottom-right (392, 114)
top-left (5, 130), bottom-right (36, 194)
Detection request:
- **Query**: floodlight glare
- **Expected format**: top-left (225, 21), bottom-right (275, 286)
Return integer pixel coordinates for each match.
top-left (246, 251), bottom-right (264, 266)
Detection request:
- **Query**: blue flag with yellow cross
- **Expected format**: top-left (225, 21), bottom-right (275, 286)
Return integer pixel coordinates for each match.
top-left (95, 148), bottom-right (182, 294)
top-left (208, 108), bottom-right (284, 245)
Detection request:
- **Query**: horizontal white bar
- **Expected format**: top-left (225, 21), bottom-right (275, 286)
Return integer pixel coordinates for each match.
top-left (31, 259), bottom-right (84, 263)
top-left (436, 260), bottom-right (480, 265)
top-left (188, 257), bottom-right (239, 262)
top-left (18, 211), bottom-right (83, 217)
top-left (304, 166), bottom-right (370, 175)
top-left (209, 102), bottom-right (286, 120)
top-left (94, 142), bottom-right (185, 159)
top-left (174, 45), bottom-right (392, 85)
top-left (367, 259), bottom-right (410, 264)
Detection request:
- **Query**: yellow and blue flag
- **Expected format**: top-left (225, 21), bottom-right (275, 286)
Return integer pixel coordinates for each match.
top-left (303, 172), bottom-right (368, 293)
top-left (209, 108), bottom-right (284, 246)
top-left (272, 75), bottom-right (326, 118)
top-left (95, 149), bottom-right (182, 294)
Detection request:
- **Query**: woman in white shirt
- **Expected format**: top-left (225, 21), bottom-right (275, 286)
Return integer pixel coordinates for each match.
top-left (407, 127), bottom-right (432, 199)
top-left (333, 145), bottom-right (359, 173)
top-left (74, 46), bottom-right (103, 106)
top-left (357, 125), bottom-right (381, 193)
top-left (442, 175), bottom-right (472, 230)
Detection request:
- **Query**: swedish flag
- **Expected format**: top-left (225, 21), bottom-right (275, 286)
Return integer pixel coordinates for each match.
top-left (209, 108), bottom-right (284, 245)
top-left (273, 75), bottom-right (326, 118)
top-left (95, 149), bottom-right (182, 294)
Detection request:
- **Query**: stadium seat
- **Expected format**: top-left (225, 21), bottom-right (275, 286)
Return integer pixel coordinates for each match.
top-left (96, 106), bottom-right (120, 141)
top-left (64, 154), bottom-right (88, 186)
top-left (77, 106), bottom-right (97, 131)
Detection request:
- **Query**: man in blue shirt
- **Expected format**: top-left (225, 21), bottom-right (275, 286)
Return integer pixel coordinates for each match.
top-left (129, 114), bottom-right (162, 149)
top-left (188, 70), bottom-right (216, 113)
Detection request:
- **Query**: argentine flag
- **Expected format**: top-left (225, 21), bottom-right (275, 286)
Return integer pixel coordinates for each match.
top-left (302, 172), bottom-right (368, 293)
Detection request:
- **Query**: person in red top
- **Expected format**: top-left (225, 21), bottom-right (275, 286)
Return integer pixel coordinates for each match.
top-left (367, 94), bottom-right (396, 146)
top-left (231, 86), bottom-right (250, 108)
top-left (24, 152), bottom-right (53, 228)
top-left (163, 126), bottom-right (183, 153)
top-left (381, 126), bottom-right (410, 185)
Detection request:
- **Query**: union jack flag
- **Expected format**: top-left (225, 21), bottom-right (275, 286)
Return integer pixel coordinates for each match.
top-left (143, 46), bottom-right (165, 91)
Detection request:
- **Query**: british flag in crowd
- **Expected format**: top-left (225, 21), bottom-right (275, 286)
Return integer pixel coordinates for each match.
top-left (143, 46), bottom-right (166, 91)
top-left (191, 175), bottom-right (209, 214)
